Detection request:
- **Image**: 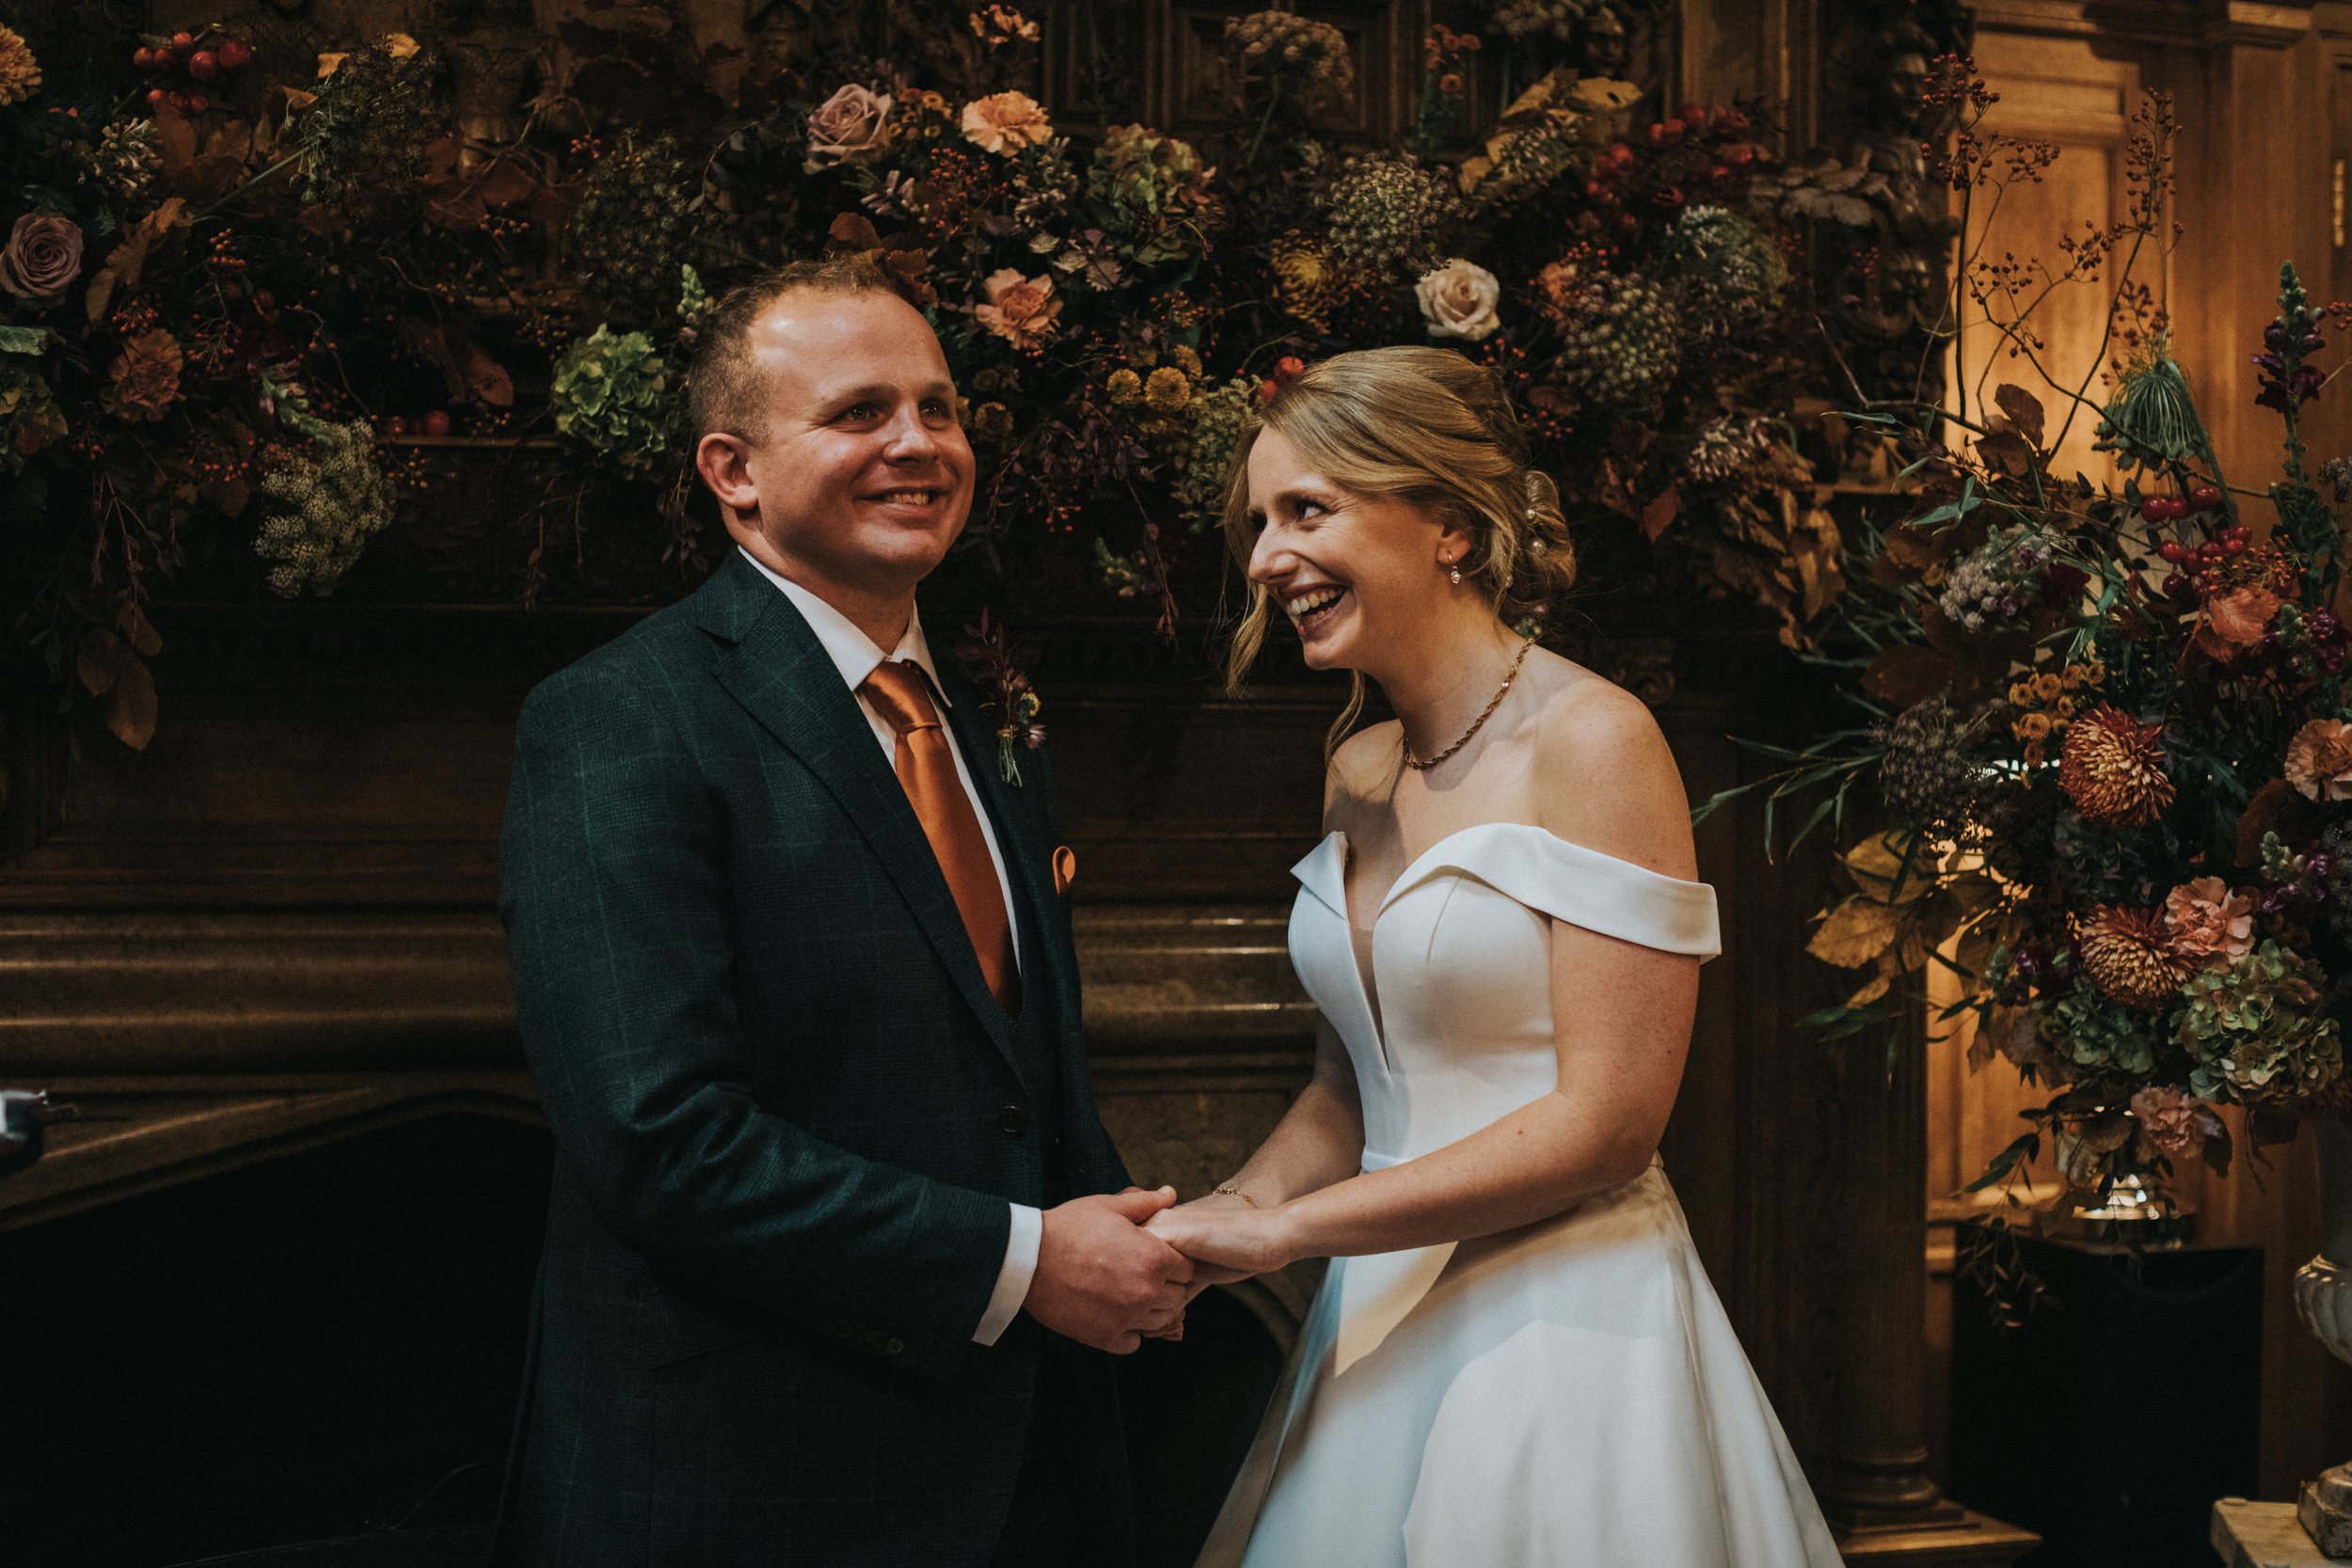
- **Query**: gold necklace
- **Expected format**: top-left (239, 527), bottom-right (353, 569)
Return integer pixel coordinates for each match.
top-left (1403, 636), bottom-right (1537, 771)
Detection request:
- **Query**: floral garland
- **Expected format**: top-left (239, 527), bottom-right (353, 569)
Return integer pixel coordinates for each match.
top-left (0, 6), bottom-right (1905, 755)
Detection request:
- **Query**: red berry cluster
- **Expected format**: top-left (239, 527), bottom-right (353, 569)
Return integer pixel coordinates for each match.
top-left (2145, 483), bottom-right (2248, 597)
top-left (134, 28), bottom-right (254, 117)
top-left (383, 411), bottom-right (456, 439)
top-left (1580, 103), bottom-right (1756, 240)
top-left (1254, 355), bottom-right (1307, 404)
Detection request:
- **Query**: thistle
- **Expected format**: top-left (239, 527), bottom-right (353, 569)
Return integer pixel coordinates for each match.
top-left (2092, 334), bottom-right (2214, 470)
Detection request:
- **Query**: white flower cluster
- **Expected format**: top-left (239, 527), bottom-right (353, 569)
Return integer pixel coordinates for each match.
top-left (254, 420), bottom-right (395, 595)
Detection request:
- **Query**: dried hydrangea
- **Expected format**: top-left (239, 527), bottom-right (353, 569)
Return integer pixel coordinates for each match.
top-left (1226, 11), bottom-right (1355, 117)
top-left (1870, 697), bottom-right (1993, 835)
top-left (255, 421), bottom-right (395, 595)
top-left (551, 325), bottom-right (677, 475)
top-left (2179, 941), bottom-right (2344, 1106)
top-left (2047, 972), bottom-right (2160, 1078)
top-left (1547, 270), bottom-right (1679, 410)
top-left (572, 133), bottom-right (702, 325)
top-left (1174, 375), bottom-right (1256, 530)
top-left (1320, 153), bottom-right (1459, 280)
top-left (1487, 0), bottom-right (1605, 43)
top-left (0, 350), bottom-right (67, 472)
top-left (299, 39), bottom-right (442, 222)
top-left (1656, 206), bottom-right (1788, 335)
top-left (1086, 125), bottom-right (1217, 267)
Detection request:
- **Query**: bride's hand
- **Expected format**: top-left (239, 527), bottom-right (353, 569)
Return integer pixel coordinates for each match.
top-left (1146, 1196), bottom-right (1301, 1278)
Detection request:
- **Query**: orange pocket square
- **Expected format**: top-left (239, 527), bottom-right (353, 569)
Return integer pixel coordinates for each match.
top-left (1052, 846), bottom-right (1077, 897)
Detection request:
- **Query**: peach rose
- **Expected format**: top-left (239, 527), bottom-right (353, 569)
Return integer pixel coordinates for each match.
top-left (805, 84), bottom-right (894, 172)
top-left (961, 90), bottom-right (1052, 154)
top-left (2130, 1085), bottom-right (2223, 1160)
top-left (1414, 258), bottom-right (1502, 341)
top-left (2286, 718), bottom-right (2352, 801)
top-left (973, 268), bottom-right (1060, 350)
top-left (2162, 876), bottom-right (2254, 959)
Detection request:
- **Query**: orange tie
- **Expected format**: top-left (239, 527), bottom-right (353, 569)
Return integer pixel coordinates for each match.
top-left (859, 660), bottom-right (1021, 1015)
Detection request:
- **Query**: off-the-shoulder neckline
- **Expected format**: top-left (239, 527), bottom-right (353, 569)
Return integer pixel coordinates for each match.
top-left (1301, 822), bottom-right (1708, 930)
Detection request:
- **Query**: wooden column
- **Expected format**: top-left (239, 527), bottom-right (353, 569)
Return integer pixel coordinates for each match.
top-left (1830, 1022), bottom-right (2037, 1562)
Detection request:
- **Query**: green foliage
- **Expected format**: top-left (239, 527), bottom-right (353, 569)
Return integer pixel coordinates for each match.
top-left (1086, 125), bottom-right (1216, 268)
top-left (2179, 940), bottom-right (2344, 1106)
top-left (550, 325), bottom-right (676, 475)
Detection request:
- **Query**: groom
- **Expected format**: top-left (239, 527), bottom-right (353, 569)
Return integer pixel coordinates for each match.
top-left (492, 255), bottom-right (1193, 1568)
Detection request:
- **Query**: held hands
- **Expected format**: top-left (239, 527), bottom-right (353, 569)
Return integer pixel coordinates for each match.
top-left (1145, 1190), bottom-right (1300, 1280)
top-left (1024, 1186), bottom-right (1195, 1354)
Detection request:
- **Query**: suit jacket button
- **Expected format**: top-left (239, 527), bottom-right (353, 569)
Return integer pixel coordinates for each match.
top-left (884, 1337), bottom-right (906, 1356)
top-left (999, 1104), bottom-right (1026, 1135)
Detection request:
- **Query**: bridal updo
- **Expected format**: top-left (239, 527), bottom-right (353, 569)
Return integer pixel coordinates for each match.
top-left (1219, 345), bottom-right (1579, 696)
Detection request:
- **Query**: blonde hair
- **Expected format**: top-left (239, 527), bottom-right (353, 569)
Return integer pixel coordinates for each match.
top-left (1218, 345), bottom-right (1579, 750)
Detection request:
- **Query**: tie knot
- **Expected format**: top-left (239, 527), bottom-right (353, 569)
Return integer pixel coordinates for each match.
top-left (860, 659), bottom-right (943, 735)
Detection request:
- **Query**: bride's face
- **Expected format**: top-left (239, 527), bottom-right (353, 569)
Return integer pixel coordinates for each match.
top-left (1244, 427), bottom-right (1460, 673)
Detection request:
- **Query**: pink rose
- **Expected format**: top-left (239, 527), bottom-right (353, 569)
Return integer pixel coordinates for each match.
top-left (0, 211), bottom-right (83, 302)
top-left (2162, 876), bottom-right (2255, 959)
top-left (805, 85), bottom-right (893, 172)
top-left (972, 268), bottom-right (1060, 350)
top-left (960, 90), bottom-right (1052, 154)
top-left (2130, 1085), bottom-right (2224, 1160)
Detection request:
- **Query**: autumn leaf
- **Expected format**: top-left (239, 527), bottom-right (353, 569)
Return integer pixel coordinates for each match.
top-left (828, 212), bottom-right (884, 253)
top-left (107, 654), bottom-right (157, 751)
top-left (1994, 384), bottom-right (2045, 450)
top-left (464, 344), bottom-right (515, 407)
top-left (1640, 487), bottom-right (1680, 541)
top-left (1808, 895), bottom-right (1899, 968)
top-left (1862, 643), bottom-right (1955, 707)
top-left (1975, 430), bottom-right (2035, 478)
top-left (116, 599), bottom-right (162, 658)
top-left (77, 627), bottom-right (121, 697)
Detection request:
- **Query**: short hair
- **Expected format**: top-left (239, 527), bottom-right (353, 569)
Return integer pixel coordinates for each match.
top-left (687, 254), bottom-right (902, 441)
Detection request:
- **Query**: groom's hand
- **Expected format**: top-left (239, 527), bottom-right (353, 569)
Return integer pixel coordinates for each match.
top-left (1025, 1186), bottom-right (1194, 1354)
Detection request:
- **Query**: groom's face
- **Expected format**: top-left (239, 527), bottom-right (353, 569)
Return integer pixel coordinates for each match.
top-left (707, 288), bottom-right (976, 597)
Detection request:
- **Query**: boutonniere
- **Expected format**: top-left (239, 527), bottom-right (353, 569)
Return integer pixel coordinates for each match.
top-left (959, 610), bottom-right (1045, 785)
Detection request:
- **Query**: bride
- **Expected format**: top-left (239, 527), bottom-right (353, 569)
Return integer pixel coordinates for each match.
top-left (1146, 346), bottom-right (1842, 1567)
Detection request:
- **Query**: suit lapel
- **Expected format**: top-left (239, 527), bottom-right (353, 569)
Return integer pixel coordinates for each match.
top-left (698, 558), bottom-right (1021, 1073)
top-left (936, 660), bottom-right (1074, 1029)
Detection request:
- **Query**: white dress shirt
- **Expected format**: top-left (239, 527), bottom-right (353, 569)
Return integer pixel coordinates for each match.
top-left (739, 546), bottom-right (1042, 1347)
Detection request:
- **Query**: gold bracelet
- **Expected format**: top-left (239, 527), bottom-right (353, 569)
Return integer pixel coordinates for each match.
top-left (1212, 1186), bottom-right (1261, 1209)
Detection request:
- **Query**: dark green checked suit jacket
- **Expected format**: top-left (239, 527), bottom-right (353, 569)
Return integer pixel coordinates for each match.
top-left (489, 550), bottom-right (1136, 1568)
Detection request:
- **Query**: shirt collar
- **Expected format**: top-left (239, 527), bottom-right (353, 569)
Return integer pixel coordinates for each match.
top-left (737, 545), bottom-right (951, 706)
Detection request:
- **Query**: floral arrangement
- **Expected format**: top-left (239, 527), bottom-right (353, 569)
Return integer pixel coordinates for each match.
top-left (1740, 76), bottom-right (2352, 1196)
top-left (0, 4), bottom-right (1904, 755)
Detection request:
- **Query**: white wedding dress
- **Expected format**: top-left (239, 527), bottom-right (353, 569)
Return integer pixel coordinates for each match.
top-left (1196, 822), bottom-right (1842, 1568)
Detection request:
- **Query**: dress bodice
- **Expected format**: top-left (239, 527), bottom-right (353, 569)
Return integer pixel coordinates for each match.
top-left (1288, 822), bottom-right (1721, 1167)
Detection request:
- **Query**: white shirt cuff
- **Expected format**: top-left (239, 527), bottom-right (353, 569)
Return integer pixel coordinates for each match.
top-left (973, 1201), bottom-right (1042, 1345)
